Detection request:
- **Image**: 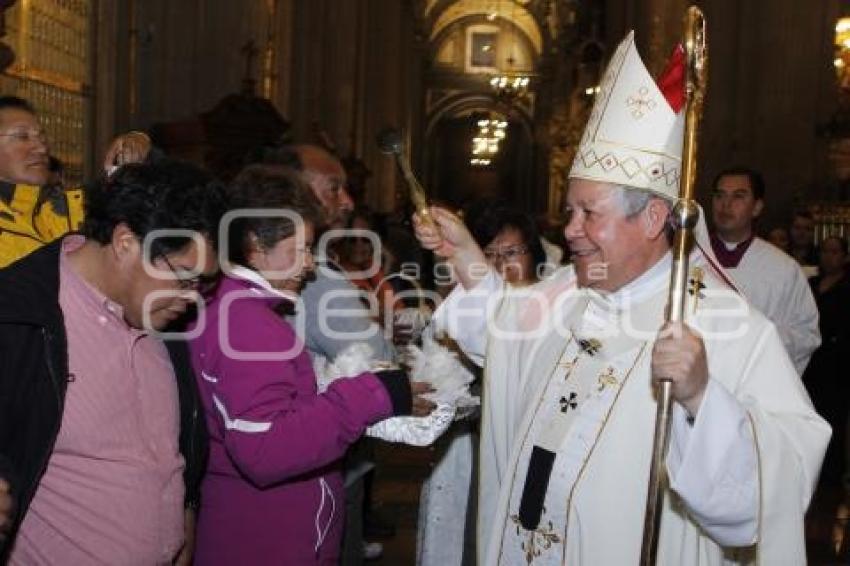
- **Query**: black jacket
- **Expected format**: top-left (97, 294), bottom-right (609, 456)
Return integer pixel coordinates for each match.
top-left (0, 240), bottom-right (208, 558)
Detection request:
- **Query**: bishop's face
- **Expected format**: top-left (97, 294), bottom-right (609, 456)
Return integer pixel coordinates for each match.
top-left (563, 179), bottom-right (659, 292)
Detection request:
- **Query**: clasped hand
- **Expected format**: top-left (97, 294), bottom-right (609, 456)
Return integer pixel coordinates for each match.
top-left (651, 321), bottom-right (709, 418)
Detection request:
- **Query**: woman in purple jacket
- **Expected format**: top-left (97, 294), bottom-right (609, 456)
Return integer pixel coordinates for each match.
top-left (188, 165), bottom-right (412, 565)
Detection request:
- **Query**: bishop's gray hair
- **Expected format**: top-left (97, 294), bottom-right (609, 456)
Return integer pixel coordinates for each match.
top-left (611, 185), bottom-right (670, 217)
top-left (612, 185), bottom-right (675, 242)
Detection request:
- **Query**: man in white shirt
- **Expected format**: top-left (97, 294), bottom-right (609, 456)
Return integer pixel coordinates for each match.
top-left (415, 31), bottom-right (829, 565)
top-left (709, 166), bottom-right (820, 374)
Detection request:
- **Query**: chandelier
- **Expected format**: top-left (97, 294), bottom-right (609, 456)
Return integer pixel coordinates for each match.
top-left (470, 117), bottom-right (507, 167)
top-left (489, 74), bottom-right (530, 104)
top-left (486, 0), bottom-right (531, 105)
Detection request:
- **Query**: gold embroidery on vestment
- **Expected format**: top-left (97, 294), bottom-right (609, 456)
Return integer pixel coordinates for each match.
top-left (578, 338), bottom-right (602, 356)
top-left (510, 513), bottom-right (563, 565)
top-left (596, 366), bottom-right (619, 392)
top-left (688, 266), bottom-right (706, 314)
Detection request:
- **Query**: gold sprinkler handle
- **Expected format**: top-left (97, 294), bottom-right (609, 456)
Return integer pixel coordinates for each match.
top-left (376, 128), bottom-right (435, 229)
top-left (395, 153), bottom-right (435, 227)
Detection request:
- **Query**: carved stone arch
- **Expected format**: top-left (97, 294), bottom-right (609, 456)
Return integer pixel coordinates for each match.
top-left (422, 91), bottom-right (538, 210)
top-left (425, 0), bottom-right (548, 57)
top-left (424, 91), bottom-right (533, 142)
top-left (423, 0), bottom-right (452, 24)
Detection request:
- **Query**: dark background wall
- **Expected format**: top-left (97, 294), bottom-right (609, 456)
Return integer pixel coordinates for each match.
top-left (79, 0), bottom-right (850, 228)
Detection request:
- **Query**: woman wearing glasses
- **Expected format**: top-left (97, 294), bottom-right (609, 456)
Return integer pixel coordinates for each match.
top-left (464, 198), bottom-right (549, 286)
top-left (187, 165), bottom-right (412, 565)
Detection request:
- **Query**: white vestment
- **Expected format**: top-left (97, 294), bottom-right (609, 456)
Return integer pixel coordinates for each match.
top-left (416, 424), bottom-right (476, 566)
top-left (433, 254), bottom-right (829, 565)
top-left (723, 237), bottom-right (820, 375)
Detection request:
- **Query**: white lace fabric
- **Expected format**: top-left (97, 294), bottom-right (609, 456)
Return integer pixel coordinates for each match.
top-left (312, 337), bottom-right (478, 447)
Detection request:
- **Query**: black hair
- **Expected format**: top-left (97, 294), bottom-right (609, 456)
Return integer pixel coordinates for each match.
top-left (0, 95), bottom-right (36, 115)
top-left (463, 198), bottom-right (548, 280)
top-left (257, 145), bottom-right (304, 171)
top-left (335, 206), bottom-right (382, 262)
top-left (227, 164), bottom-right (322, 267)
top-left (463, 198), bottom-right (507, 248)
top-left (712, 166), bottom-right (765, 200)
top-left (346, 206), bottom-right (381, 234)
top-left (82, 159), bottom-right (229, 259)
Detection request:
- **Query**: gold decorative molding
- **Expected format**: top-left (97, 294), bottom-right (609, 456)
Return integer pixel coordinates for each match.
top-left (0, 0), bottom-right (92, 184)
top-left (5, 62), bottom-right (86, 93)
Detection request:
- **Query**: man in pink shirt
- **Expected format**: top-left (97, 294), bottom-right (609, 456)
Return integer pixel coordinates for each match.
top-left (0, 160), bottom-right (228, 564)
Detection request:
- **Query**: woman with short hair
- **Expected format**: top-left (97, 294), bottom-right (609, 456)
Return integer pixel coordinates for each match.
top-left (188, 165), bottom-right (412, 565)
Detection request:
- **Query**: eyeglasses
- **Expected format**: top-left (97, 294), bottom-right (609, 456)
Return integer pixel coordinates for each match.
top-left (484, 245), bottom-right (529, 262)
top-left (159, 254), bottom-right (219, 295)
top-left (0, 129), bottom-right (48, 145)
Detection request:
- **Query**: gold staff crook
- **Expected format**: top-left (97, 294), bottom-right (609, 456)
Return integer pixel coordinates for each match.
top-left (640, 6), bottom-right (708, 565)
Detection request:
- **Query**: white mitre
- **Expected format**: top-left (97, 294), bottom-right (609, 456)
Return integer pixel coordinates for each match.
top-left (569, 32), bottom-right (739, 290)
top-left (569, 31), bottom-right (684, 200)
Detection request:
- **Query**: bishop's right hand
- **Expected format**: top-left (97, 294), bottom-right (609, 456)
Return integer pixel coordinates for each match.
top-left (412, 206), bottom-right (473, 259)
top-left (413, 206), bottom-right (488, 290)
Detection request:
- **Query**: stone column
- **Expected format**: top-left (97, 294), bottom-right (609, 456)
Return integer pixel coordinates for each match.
top-left (0, 0), bottom-right (16, 72)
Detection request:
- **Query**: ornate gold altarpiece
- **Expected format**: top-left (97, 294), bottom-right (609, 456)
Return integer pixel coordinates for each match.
top-left (0, 0), bottom-right (91, 184)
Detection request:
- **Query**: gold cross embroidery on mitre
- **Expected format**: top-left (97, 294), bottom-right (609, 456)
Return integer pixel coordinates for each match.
top-left (626, 86), bottom-right (657, 119)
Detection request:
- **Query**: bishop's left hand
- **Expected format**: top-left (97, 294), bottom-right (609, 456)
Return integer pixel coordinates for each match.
top-left (651, 321), bottom-right (709, 418)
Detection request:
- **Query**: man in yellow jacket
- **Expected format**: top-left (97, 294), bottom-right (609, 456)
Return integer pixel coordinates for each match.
top-left (0, 95), bottom-right (151, 267)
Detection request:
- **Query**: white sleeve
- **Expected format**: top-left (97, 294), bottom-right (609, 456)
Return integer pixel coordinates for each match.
top-left (666, 378), bottom-right (759, 547)
top-left (773, 267), bottom-right (820, 375)
top-left (431, 270), bottom-right (502, 367)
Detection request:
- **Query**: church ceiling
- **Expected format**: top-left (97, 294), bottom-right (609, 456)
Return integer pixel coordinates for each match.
top-left (426, 0), bottom-right (543, 56)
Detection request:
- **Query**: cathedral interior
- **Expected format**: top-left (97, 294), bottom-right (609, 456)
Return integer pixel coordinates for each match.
top-left (2, 0), bottom-right (849, 563)
top-left (1, 0), bottom-right (849, 233)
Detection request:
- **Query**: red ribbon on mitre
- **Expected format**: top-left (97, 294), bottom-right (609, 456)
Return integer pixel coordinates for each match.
top-left (656, 44), bottom-right (686, 113)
